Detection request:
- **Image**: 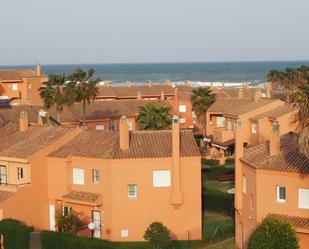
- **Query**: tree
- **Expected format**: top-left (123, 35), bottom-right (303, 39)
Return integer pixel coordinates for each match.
top-left (67, 68), bottom-right (99, 128)
top-left (144, 222), bottom-right (172, 249)
top-left (190, 87), bottom-right (216, 135)
top-left (55, 208), bottom-right (84, 234)
top-left (248, 216), bottom-right (299, 249)
top-left (39, 74), bottom-right (75, 122)
top-left (267, 66), bottom-right (309, 158)
top-left (137, 102), bottom-right (172, 130)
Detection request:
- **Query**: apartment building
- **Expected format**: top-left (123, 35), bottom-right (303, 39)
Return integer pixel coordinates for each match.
top-left (234, 117), bottom-right (309, 249)
top-left (204, 89), bottom-right (294, 163)
top-left (0, 113), bottom-right (202, 241)
top-left (0, 65), bottom-right (47, 106)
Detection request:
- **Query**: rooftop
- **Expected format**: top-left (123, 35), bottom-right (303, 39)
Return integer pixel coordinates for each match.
top-left (49, 129), bottom-right (200, 159)
top-left (0, 69), bottom-right (39, 81)
top-left (62, 190), bottom-right (101, 204)
top-left (250, 104), bottom-right (298, 121)
top-left (269, 213), bottom-right (309, 231)
top-left (242, 132), bottom-right (309, 173)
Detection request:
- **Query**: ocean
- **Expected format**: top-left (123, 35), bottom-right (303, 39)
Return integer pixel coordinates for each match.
top-left (1, 61), bottom-right (308, 85)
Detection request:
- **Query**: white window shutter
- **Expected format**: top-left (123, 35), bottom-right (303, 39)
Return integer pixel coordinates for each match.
top-left (299, 188), bottom-right (309, 209)
top-left (153, 170), bottom-right (171, 187)
top-left (73, 168), bottom-right (84, 185)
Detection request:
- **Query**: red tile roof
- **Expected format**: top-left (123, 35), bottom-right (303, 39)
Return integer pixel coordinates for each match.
top-left (269, 213), bottom-right (309, 230)
top-left (63, 190), bottom-right (101, 203)
top-left (242, 132), bottom-right (309, 173)
top-left (0, 69), bottom-right (38, 81)
top-left (251, 104), bottom-right (298, 121)
top-left (49, 129), bottom-right (200, 159)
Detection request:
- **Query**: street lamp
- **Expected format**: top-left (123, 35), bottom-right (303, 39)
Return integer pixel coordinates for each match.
top-left (88, 222), bottom-right (95, 239)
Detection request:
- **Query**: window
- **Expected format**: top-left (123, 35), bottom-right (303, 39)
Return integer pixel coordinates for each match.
top-left (216, 117), bottom-right (225, 127)
top-left (192, 111), bottom-right (196, 118)
top-left (127, 120), bottom-right (133, 131)
top-left (121, 229), bottom-right (129, 237)
top-left (62, 206), bottom-right (72, 216)
top-left (109, 120), bottom-right (117, 131)
top-left (251, 123), bottom-right (257, 134)
top-left (73, 168), bottom-right (84, 185)
top-left (179, 105), bottom-right (186, 113)
top-left (92, 169), bottom-right (100, 184)
top-left (242, 176), bottom-right (247, 194)
top-left (17, 167), bottom-right (24, 180)
top-left (95, 125), bottom-right (104, 130)
top-left (153, 170), bottom-right (171, 187)
top-left (179, 118), bottom-right (186, 124)
top-left (0, 166), bottom-right (7, 185)
top-left (28, 83), bottom-right (32, 89)
top-left (299, 188), bottom-right (309, 209)
top-left (11, 83), bottom-right (18, 91)
top-left (277, 186), bottom-right (286, 202)
top-left (128, 184), bottom-right (137, 198)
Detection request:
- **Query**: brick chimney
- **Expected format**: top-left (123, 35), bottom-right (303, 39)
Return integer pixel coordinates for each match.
top-left (171, 115), bottom-right (183, 205)
top-left (147, 80), bottom-right (152, 87)
top-left (270, 121), bottom-right (280, 156)
top-left (235, 118), bottom-right (244, 212)
top-left (160, 91), bottom-right (165, 100)
top-left (253, 90), bottom-right (261, 102)
top-left (265, 83), bottom-right (272, 98)
top-left (35, 64), bottom-right (42, 76)
top-left (238, 88), bottom-right (244, 99)
top-left (174, 88), bottom-right (179, 115)
top-left (20, 111), bottom-right (29, 132)
top-left (119, 116), bottom-right (129, 150)
top-left (137, 90), bottom-right (142, 100)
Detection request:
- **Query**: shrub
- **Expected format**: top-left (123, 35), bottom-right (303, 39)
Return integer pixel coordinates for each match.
top-left (203, 188), bottom-right (234, 215)
top-left (201, 159), bottom-right (219, 166)
top-left (144, 222), bottom-right (172, 249)
top-left (248, 216), bottom-right (299, 249)
top-left (0, 219), bottom-right (33, 249)
top-left (56, 209), bottom-right (84, 234)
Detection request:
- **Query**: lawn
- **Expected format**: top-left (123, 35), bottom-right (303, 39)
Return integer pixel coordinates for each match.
top-left (204, 238), bottom-right (236, 249)
top-left (205, 180), bottom-right (234, 193)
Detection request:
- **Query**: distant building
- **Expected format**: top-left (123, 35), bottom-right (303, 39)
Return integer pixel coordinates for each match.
top-left (0, 65), bottom-right (47, 106)
top-left (0, 113), bottom-right (202, 241)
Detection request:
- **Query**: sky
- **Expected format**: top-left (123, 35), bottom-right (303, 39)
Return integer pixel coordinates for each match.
top-left (0, 0), bottom-right (309, 65)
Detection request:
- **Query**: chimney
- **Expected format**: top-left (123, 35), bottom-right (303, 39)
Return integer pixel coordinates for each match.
top-left (160, 91), bottom-right (165, 100)
top-left (238, 88), bottom-right (244, 99)
top-left (243, 82), bottom-right (249, 89)
top-left (235, 118), bottom-right (244, 212)
top-left (137, 90), bottom-right (142, 100)
top-left (20, 111), bottom-right (29, 132)
top-left (38, 109), bottom-right (48, 125)
top-left (265, 83), bottom-right (272, 98)
top-left (184, 80), bottom-right (190, 86)
top-left (147, 80), bottom-right (152, 87)
top-left (270, 121), bottom-right (280, 156)
top-left (171, 115), bottom-right (183, 205)
top-left (222, 81), bottom-right (225, 88)
top-left (126, 81), bottom-right (132, 88)
top-left (35, 64), bottom-right (42, 76)
top-left (165, 80), bottom-right (171, 85)
top-left (104, 80), bottom-right (109, 87)
top-left (119, 116), bottom-right (129, 150)
top-left (174, 88), bottom-right (179, 115)
top-left (253, 90), bottom-right (261, 102)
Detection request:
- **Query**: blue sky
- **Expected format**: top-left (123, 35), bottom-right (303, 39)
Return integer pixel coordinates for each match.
top-left (0, 0), bottom-right (308, 65)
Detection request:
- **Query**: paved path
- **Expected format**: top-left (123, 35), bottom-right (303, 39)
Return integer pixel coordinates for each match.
top-left (29, 232), bottom-right (41, 249)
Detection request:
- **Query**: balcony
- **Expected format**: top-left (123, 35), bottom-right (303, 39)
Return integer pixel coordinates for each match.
top-left (0, 182), bottom-right (31, 192)
top-left (212, 127), bottom-right (235, 143)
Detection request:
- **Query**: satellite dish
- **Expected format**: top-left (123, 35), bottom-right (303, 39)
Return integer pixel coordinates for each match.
top-left (88, 222), bottom-right (95, 230)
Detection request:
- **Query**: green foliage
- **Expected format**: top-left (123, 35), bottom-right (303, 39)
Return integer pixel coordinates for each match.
top-left (55, 209), bottom-right (84, 234)
top-left (190, 87), bottom-right (216, 132)
top-left (144, 222), bottom-right (173, 249)
top-left (248, 217), bottom-right (299, 249)
top-left (137, 102), bottom-right (172, 130)
top-left (0, 219), bottom-right (33, 249)
top-left (202, 159), bottom-right (220, 166)
top-left (203, 188), bottom-right (234, 215)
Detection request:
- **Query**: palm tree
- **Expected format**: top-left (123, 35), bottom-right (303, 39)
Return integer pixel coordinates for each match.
top-left (39, 74), bottom-right (75, 122)
top-left (190, 87), bottom-right (216, 136)
top-left (67, 68), bottom-right (100, 128)
top-left (137, 102), bottom-right (172, 130)
top-left (268, 66), bottom-right (309, 158)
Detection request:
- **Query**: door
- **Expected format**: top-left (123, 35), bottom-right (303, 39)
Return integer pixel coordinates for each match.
top-left (92, 211), bottom-right (101, 238)
top-left (0, 166), bottom-right (7, 186)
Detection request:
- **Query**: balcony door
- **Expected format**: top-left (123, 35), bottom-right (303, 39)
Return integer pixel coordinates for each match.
top-left (92, 210), bottom-right (101, 238)
top-left (0, 166), bottom-right (7, 186)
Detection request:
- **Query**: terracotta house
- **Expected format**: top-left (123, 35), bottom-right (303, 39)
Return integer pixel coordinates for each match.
top-left (0, 65), bottom-right (47, 106)
top-left (234, 119), bottom-right (309, 249)
top-left (0, 113), bottom-right (202, 241)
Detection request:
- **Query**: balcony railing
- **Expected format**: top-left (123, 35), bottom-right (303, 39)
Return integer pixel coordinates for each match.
top-left (212, 127), bottom-right (235, 143)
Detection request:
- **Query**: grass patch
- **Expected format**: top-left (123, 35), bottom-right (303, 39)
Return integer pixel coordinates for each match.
top-left (204, 180), bottom-right (234, 193)
top-left (204, 238), bottom-right (236, 249)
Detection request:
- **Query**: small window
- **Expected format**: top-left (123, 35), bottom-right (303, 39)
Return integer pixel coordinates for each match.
top-left (92, 169), bottom-right (100, 184)
top-left (179, 118), bottom-right (186, 124)
top-left (251, 123), bottom-right (257, 134)
top-left (128, 184), bottom-right (137, 198)
top-left (17, 167), bottom-right (24, 180)
top-left (153, 170), bottom-right (171, 188)
top-left (62, 206), bottom-right (72, 216)
top-left (299, 188), bottom-right (309, 209)
top-left (109, 120), bottom-right (117, 131)
top-left (277, 186), bottom-right (286, 202)
top-left (95, 125), bottom-right (104, 130)
top-left (28, 83), bottom-right (32, 90)
top-left (11, 83), bottom-right (18, 91)
top-left (242, 175), bottom-right (247, 194)
top-left (73, 168), bottom-right (84, 185)
top-left (217, 117), bottom-right (225, 127)
top-left (121, 229), bottom-right (129, 237)
top-left (179, 105), bottom-right (186, 113)
top-left (192, 111), bottom-right (196, 118)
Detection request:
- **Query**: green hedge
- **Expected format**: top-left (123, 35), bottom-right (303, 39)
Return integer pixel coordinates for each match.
top-left (0, 219), bottom-right (33, 249)
top-left (203, 188), bottom-right (234, 215)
